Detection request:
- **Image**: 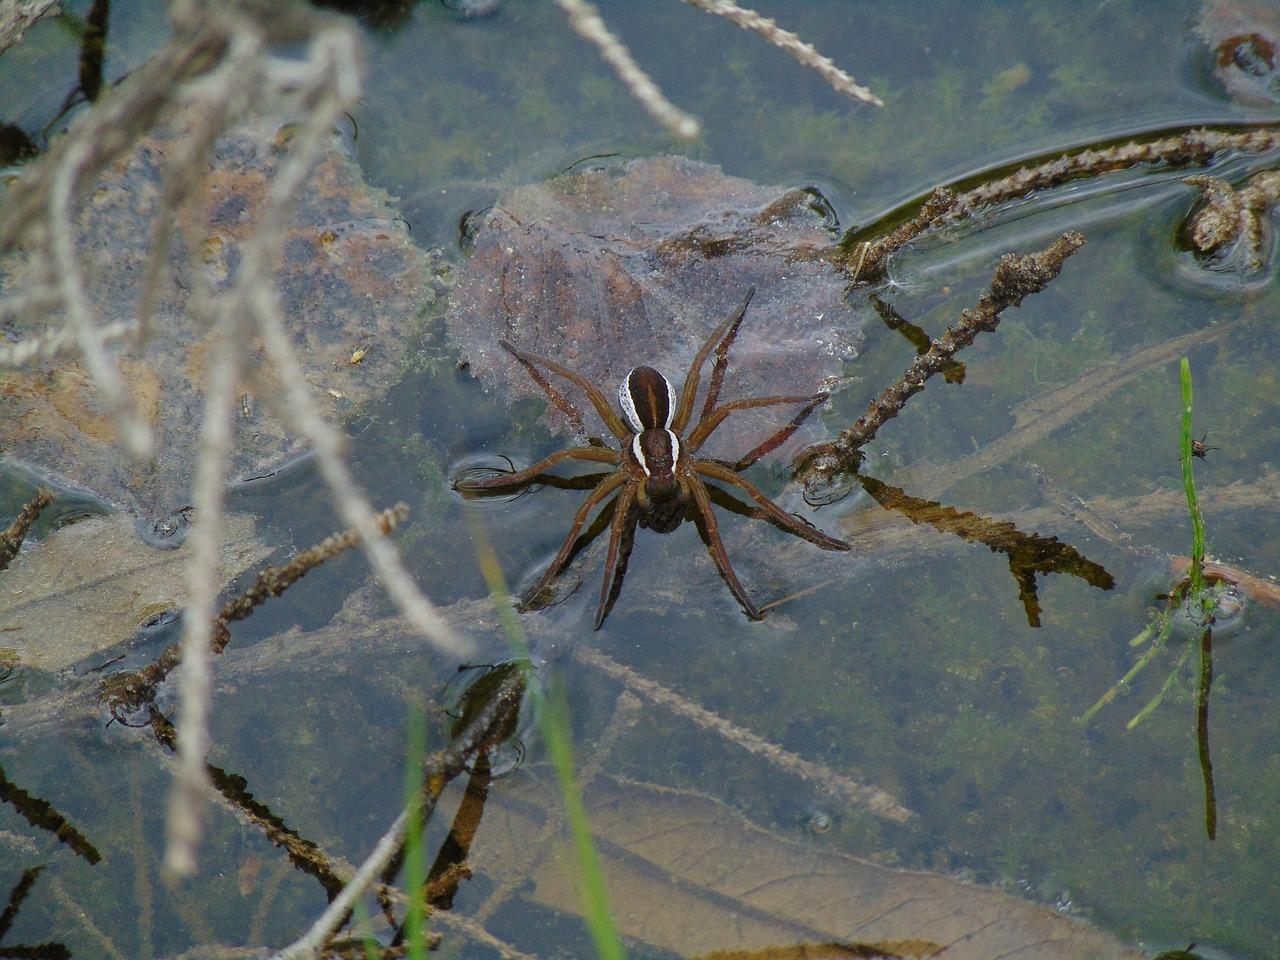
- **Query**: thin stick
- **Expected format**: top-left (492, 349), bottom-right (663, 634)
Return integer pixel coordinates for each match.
top-left (553, 0), bottom-right (700, 140)
top-left (681, 0), bottom-right (882, 107)
top-left (573, 645), bottom-right (915, 823)
top-left (796, 232), bottom-right (1086, 487)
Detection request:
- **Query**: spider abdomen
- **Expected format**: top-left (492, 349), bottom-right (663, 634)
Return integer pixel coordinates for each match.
top-left (619, 365), bottom-right (676, 431)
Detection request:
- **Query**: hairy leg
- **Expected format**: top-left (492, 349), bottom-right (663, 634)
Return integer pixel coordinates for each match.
top-left (500, 340), bottom-right (631, 441)
top-left (693, 460), bottom-right (849, 551)
top-left (522, 472), bottom-right (628, 604)
top-left (454, 446), bottom-right (619, 492)
top-left (672, 286), bottom-right (755, 433)
top-left (685, 392), bottom-right (826, 455)
top-left (687, 473), bottom-right (763, 620)
top-left (594, 483), bottom-right (638, 630)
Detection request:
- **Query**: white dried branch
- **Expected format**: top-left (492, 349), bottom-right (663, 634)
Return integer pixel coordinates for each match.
top-left (47, 134), bottom-right (153, 458)
top-left (0, 317), bottom-right (137, 366)
top-left (681, 0), bottom-right (883, 107)
top-left (553, 0), bottom-right (701, 140)
top-left (242, 29), bottom-right (470, 661)
top-left (163, 30), bottom-right (267, 880)
top-left (252, 282), bottom-right (470, 659)
top-left (165, 299), bottom-right (245, 877)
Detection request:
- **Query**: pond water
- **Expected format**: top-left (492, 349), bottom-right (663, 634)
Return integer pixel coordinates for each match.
top-left (1, 1), bottom-right (1279, 958)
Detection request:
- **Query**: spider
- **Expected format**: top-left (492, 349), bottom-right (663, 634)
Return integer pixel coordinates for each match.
top-left (455, 288), bottom-right (850, 628)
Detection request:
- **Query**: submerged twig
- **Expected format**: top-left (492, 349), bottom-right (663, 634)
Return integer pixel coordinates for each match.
top-left (845, 127), bottom-right (1280, 281)
top-left (272, 663), bottom-right (526, 960)
top-left (573, 645), bottom-right (915, 823)
top-left (0, 488), bottom-right (53, 573)
top-left (796, 231), bottom-right (1085, 488)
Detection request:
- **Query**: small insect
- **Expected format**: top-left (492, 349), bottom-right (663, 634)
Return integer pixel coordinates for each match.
top-left (349, 345), bottom-right (370, 365)
top-left (1191, 432), bottom-right (1217, 460)
top-left (455, 288), bottom-right (850, 628)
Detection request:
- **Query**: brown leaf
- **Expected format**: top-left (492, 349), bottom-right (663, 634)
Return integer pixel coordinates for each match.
top-left (0, 112), bottom-right (443, 520)
top-left (471, 776), bottom-right (1142, 960)
top-left (447, 156), bottom-right (862, 455)
top-left (0, 511), bottom-right (268, 671)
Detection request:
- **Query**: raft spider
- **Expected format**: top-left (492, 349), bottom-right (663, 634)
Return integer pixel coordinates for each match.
top-left (455, 288), bottom-right (850, 628)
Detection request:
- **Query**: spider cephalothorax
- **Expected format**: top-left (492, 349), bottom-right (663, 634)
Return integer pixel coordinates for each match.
top-left (456, 288), bottom-right (850, 628)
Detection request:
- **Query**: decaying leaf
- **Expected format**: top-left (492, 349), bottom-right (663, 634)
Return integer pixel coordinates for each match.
top-left (446, 156), bottom-right (864, 454)
top-left (0, 111), bottom-right (445, 522)
top-left (471, 775), bottom-right (1142, 960)
top-left (0, 511), bottom-right (268, 671)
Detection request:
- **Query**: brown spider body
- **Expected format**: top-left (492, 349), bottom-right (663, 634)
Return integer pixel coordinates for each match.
top-left (456, 288), bottom-right (850, 628)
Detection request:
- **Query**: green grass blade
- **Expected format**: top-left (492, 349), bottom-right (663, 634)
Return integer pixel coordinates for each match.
top-left (1179, 358), bottom-right (1206, 596)
top-left (465, 507), bottom-right (627, 960)
top-left (404, 705), bottom-right (429, 960)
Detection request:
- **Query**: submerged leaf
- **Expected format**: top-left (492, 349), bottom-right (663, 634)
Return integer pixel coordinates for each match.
top-left (447, 156), bottom-right (865, 455)
top-left (1, 112), bottom-right (444, 521)
top-left (0, 511), bottom-right (268, 672)
top-left (472, 775), bottom-right (1142, 960)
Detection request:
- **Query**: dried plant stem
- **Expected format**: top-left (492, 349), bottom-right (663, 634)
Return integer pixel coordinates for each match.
top-left (0, 317), bottom-right (138, 367)
top-left (573, 645), bottom-right (915, 823)
top-left (165, 312), bottom-right (247, 878)
top-left (681, 0), bottom-right (882, 106)
top-left (48, 134), bottom-right (152, 459)
top-left (553, 0), bottom-right (701, 140)
top-left (0, 488), bottom-right (53, 572)
top-left (252, 285), bottom-right (468, 659)
top-left (798, 231), bottom-right (1086, 487)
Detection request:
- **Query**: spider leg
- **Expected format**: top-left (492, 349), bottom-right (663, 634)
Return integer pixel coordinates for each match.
top-left (686, 392), bottom-right (827, 455)
top-left (454, 446), bottom-right (619, 492)
top-left (728, 392), bottom-right (830, 470)
top-left (508, 349), bottom-right (590, 436)
top-left (699, 288), bottom-right (755, 421)
top-left (686, 473), bottom-right (763, 620)
top-left (524, 471), bottom-right (628, 603)
top-left (672, 286), bottom-right (755, 433)
top-left (693, 460), bottom-right (850, 551)
top-left (594, 483), bottom-right (639, 630)
top-left (500, 340), bottom-right (631, 441)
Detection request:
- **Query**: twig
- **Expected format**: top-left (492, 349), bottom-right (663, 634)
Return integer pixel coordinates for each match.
top-left (797, 231), bottom-right (1086, 488)
top-left (47, 133), bottom-right (152, 459)
top-left (573, 645), bottom-right (915, 823)
top-left (272, 664), bottom-right (525, 960)
top-left (0, 488), bottom-right (54, 573)
top-left (553, 0), bottom-right (701, 140)
top-left (681, 0), bottom-right (882, 107)
top-left (0, 318), bottom-right (138, 367)
top-left (846, 127), bottom-right (1280, 281)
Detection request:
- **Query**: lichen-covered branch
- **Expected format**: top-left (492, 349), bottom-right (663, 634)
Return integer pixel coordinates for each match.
top-left (1185, 169), bottom-right (1280, 273)
top-left (796, 231), bottom-right (1086, 489)
top-left (843, 127), bottom-right (1280, 282)
top-left (0, 488), bottom-right (53, 572)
